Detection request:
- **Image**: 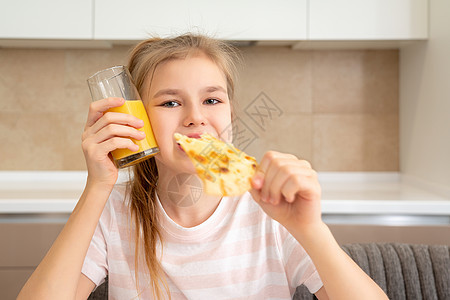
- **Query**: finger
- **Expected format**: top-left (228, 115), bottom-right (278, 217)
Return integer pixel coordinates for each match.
top-left (266, 164), bottom-right (294, 205)
top-left (86, 97), bottom-right (125, 128)
top-left (253, 151), bottom-right (281, 199)
top-left (100, 137), bottom-right (140, 154)
top-left (266, 159), bottom-right (315, 205)
top-left (249, 187), bottom-right (262, 204)
top-left (92, 123), bottom-right (146, 145)
top-left (85, 111), bottom-right (144, 139)
top-left (260, 155), bottom-right (296, 203)
top-left (280, 169), bottom-right (321, 203)
top-left (298, 159), bottom-right (312, 169)
top-left (251, 171), bottom-right (264, 190)
top-left (82, 136), bottom-right (139, 163)
top-left (256, 151), bottom-right (278, 174)
top-left (261, 158), bottom-right (292, 204)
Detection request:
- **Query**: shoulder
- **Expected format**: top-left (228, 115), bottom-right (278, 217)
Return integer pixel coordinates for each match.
top-left (107, 183), bottom-right (130, 210)
top-left (98, 183), bottom-right (130, 226)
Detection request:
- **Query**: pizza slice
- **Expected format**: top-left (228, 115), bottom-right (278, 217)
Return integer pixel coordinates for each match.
top-left (174, 133), bottom-right (258, 196)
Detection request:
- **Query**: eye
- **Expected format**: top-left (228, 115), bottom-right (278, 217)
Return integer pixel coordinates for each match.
top-left (161, 101), bottom-right (180, 108)
top-left (204, 98), bottom-right (221, 105)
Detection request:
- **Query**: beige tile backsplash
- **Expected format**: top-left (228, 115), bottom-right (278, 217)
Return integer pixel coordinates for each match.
top-left (0, 46), bottom-right (399, 171)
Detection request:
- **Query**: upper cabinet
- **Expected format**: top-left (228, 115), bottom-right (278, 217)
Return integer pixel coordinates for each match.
top-left (309, 0), bottom-right (428, 40)
top-left (0, 0), bottom-right (92, 39)
top-left (0, 0), bottom-right (428, 43)
top-left (94, 0), bottom-right (308, 41)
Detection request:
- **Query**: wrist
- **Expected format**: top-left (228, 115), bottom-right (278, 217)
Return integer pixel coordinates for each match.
top-left (288, 221), bottom-right (339, 252)
top-left (86, 175), bottom-right (116, 192)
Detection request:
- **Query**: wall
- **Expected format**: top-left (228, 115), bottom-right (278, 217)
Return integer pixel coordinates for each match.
top-left (0, 46), bottom-right (399, 171)
top-left (400, 0), bottom-right (450, 194)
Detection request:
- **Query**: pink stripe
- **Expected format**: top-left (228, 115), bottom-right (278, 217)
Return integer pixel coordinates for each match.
top-left (87, 244), bottom-right (106, 264)
top-left (276, 222), bottom-right (290, 244)
top-left (109, 272), bottom-right (136, 289)
top-left (168, 258), bottom-right (285, 290)
top-left (164, 232), bottom-right (277, 264)
top-left (157, 195), bottom-right (263, 242)
top-left (285, 244), bottom-right (308, 274)
top-left (233, 284), bottom-right (292, 299)
top-left (109, 272), bottom-right (152, 291)
top-left (161, 209), bottom-right (264, 244)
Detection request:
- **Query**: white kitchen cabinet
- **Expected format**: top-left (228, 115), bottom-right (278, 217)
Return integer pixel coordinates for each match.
top-left (0, 223), bottom-right (64, 299)
top-left (0, 1), bottom-right (429, 47)
top-left (309, 0), bottom-right (428, 40)
top-left (0, 0), bottom-right (92, 39)
top-left (94, 0), bottom-right (307, 41)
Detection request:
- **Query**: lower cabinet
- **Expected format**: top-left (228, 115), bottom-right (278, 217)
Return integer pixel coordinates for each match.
top-left (329, 224), bottom-right (450, 246)
top-left (0, 222), bottom-right (64, 299)
top-left (0, 269), bottom-right (34, 300)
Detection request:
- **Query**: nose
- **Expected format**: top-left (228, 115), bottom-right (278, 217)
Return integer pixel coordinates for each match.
top-left (183, 102), bottom-right (207, 127)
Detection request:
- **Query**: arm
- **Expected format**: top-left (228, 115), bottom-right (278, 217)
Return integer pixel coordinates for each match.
top-left (295, 223), bottom-right (385, 299)
top-left (250, 151), bottom-right (387, 300)
top-left (18, 97), bottom-right (145, 299)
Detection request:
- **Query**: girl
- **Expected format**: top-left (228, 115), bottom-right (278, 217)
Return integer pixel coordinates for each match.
top-left (18, 34), bottom-right (387, 299)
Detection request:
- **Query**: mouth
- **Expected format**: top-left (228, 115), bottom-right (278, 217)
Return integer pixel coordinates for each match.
top-left (186, 133), bottom-right (202, 139)
top-left (177, 143), bottom-right (185, 152)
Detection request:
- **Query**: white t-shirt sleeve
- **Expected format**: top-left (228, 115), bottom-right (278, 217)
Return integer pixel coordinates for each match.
top-left (273, 221), bottom-right (323, 294)
top-left (81, 191), bottom-right (115, 287)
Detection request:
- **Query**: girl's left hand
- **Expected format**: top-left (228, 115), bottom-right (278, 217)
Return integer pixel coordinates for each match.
top-left (249, 151), bottom-right (322, 234)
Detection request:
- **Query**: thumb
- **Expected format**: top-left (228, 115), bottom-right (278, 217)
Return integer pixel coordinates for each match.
top-left (251, 170), bottom-right (264, 190)
top-left (249, 171), bottom-right (264, 203)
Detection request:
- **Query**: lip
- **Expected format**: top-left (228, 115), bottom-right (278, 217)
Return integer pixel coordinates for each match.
top-left (186, 133), bottom-right (203, 139)
top-left (177, 143), bottom-right (185, 152)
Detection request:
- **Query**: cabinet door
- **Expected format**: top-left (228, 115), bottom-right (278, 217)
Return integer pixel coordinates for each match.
top-left (309, 0), bottom-right (428, 40)
top-left (0, 0), bottom-right (92, 39)
top-left (94, 0), bottom-right (307, 41)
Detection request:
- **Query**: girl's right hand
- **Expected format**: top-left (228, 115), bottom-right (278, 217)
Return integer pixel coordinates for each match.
top-left (81, 97), bottom-right (146, 187)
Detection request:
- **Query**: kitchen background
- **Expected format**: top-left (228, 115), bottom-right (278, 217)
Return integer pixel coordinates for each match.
top-left (1, 0), bottom-right (450, 299)
top-left (0, 46), bottom-right (399, 171)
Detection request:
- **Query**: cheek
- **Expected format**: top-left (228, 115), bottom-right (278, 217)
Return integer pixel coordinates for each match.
top-left (217, 111), bottom-right (233, 143)
top-left (147, 110), bottom-right (169, 147)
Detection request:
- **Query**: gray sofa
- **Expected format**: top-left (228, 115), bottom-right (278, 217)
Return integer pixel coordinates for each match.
top-left (88, 243), bottom-right (449, 300)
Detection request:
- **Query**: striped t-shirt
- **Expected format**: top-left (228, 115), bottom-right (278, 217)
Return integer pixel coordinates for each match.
top-left (82, 184), bottom-right (323, 299)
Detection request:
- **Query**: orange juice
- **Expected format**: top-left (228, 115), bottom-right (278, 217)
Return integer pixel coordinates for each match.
top-left (107, 100), bottom-right (158, 167)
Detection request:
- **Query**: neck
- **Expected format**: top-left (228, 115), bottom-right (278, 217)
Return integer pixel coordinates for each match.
top-left (155, 161), bottom-right (222, 228)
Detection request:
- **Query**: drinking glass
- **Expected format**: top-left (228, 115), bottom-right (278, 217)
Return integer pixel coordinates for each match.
top-left (87, 66), bottom-right (159, 168)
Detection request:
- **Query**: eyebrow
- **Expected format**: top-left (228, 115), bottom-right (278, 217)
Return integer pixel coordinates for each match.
top-left (152, 86), bottom-right (227, 99)
top-left (152, 88), bottom-right (182, 99)
top-left (203, 85), bottom-right (227, 94)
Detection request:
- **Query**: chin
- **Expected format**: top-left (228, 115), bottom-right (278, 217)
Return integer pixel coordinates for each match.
top-left (181, 162), bottom-right (197, 174)
top-left (157, 156), bottom-right (197, 174)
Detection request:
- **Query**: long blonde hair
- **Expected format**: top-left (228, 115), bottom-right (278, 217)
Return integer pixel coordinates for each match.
top-left (126, 34), bottom-right (240, 299)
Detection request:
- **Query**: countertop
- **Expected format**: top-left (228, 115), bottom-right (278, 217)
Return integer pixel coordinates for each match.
top-left (1, 171), bottom-right (449, 225)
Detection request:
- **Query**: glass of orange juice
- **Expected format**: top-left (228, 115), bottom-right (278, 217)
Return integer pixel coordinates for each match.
top-left (87, 66), bottom-right (159, 168)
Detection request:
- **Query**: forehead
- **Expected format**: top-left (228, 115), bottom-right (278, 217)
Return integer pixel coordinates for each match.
top-left (155, 55), bottom-right (225, 83)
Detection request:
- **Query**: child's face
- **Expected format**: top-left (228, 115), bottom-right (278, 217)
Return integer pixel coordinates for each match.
top-left (145, 54), bottom-right (232, 174)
